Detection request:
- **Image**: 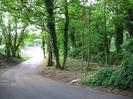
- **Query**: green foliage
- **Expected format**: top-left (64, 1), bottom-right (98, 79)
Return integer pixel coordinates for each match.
top-left (82, 59), bottom-right (133, 89)
top-left (0, 0), bottom-right (132, 89)
top-left (123, 38), bottom-right (133, 53)
top-left (109, 52), bottom-right (133, 89)
top-left (24, 33), bottom-right (38, 46)
top-left (81, 67), bottom-right (114, 86)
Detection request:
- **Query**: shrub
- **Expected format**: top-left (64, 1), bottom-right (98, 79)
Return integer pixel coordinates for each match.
top-left (81, 67), bottom-right (114, 86)
top-left (109, 54), bottom-right (133, 89)
top-left (81, 55), bottom-right (133, 89)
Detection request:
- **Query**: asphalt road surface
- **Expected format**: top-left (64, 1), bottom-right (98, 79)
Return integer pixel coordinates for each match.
top-left (0, 47), bottom-right (132, 99)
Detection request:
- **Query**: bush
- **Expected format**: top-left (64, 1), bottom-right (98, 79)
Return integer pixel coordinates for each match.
top-left (81, 55), bottom-right (133, 89)
top-left (109, 54), bottom-right (133, 89)
top-left (81, 67), bottom-right (114, 86)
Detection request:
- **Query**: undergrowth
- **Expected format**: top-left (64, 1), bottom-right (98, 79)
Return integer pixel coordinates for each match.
top-left (81, 54), bottom-right (133, 89)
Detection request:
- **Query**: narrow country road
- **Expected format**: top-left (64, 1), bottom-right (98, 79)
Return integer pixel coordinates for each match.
top-left (0, 47), bottom-right (132, 99)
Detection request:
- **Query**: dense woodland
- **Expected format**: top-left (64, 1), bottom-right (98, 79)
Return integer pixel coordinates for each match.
top-left (0, 0), bottom-right (133, 89)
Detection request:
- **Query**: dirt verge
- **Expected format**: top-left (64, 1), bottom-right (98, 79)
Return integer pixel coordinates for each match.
top-left (37, 59), bottom-right (133, 97)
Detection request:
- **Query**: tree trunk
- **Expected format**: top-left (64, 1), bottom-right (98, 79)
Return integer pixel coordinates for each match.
top-left (81, 30), bottom-right (85, 72)
top-left (115, 20), bottom-right (124, 53)
top-left (44, 0), bottom-right (61, 69)
top-left (103, 0), bottom-right (109, 65)
top-left (42, 33), bottom-right (46, 58)
top-left (127, 7), bottom-right (133, 37)
top-left (47, 42), bottom-right (53, 66)
top-left (62, 0), bottom-right (69, 69)
top-left (81, 2), bottom-right (86, 72)
top-left (87, 5), bottom-right (91, 69)
top-left (7, 23), bottom-right (12, 57)
top-left (47, 34), bottom-right (53, 66)
top-left (12, 18), bottom-right (18, 57)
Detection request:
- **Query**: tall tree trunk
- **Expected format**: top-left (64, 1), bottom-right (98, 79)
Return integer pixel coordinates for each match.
top-left (47, 43), bottom-right (53, 66)
top-left (42, 33), bottom-right (46, 58)
top-left (5, 40), bottom-right (11, 57)
top-left (12, 19), bottom-right (18, 57)
top-left (47, 35), bottom-right (53, 66)
top-left (103, 0), bottom-right (109, 65)
top-left (127, 7), bottom-right (133, 37)
top-left (87, 5), bottom-right (91, 69)
top-left (44, 0), bottom-right (61, 69)
top-left (7, 23), bottom-right (12, 57)
top-left (115, 20), bottom-right (124, 53)
top-left (81, 30), bottom-right (85, 72)
top-left (62, 0), bottom-right (69, 69)
top-left (81, 2), bottom-right (86, 72)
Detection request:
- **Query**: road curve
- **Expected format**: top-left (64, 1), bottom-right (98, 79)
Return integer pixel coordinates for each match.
top-left (0, 47), bottom-right (132, 99)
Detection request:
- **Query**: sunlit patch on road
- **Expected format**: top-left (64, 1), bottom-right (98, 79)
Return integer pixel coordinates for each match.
top-left (21, 46), bottom-right (44, 68)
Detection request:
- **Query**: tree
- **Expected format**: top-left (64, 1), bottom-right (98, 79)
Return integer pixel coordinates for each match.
top-left (62, 0), bottom-right (69, 69)
top-left (44, 0), bottom-right (61, 69)
top-left (0, 13), bottom-right (27, 57)
top-left (102, 0), bottom-right (109, 65)
top-left (0, 0), bottom-right (132, 71)
top-left (47, 33), bottom-right (53, 66)
top-left (87, 0), bottom-right (92, 68)
top-left (41, 32), bottom-right (46, 58)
